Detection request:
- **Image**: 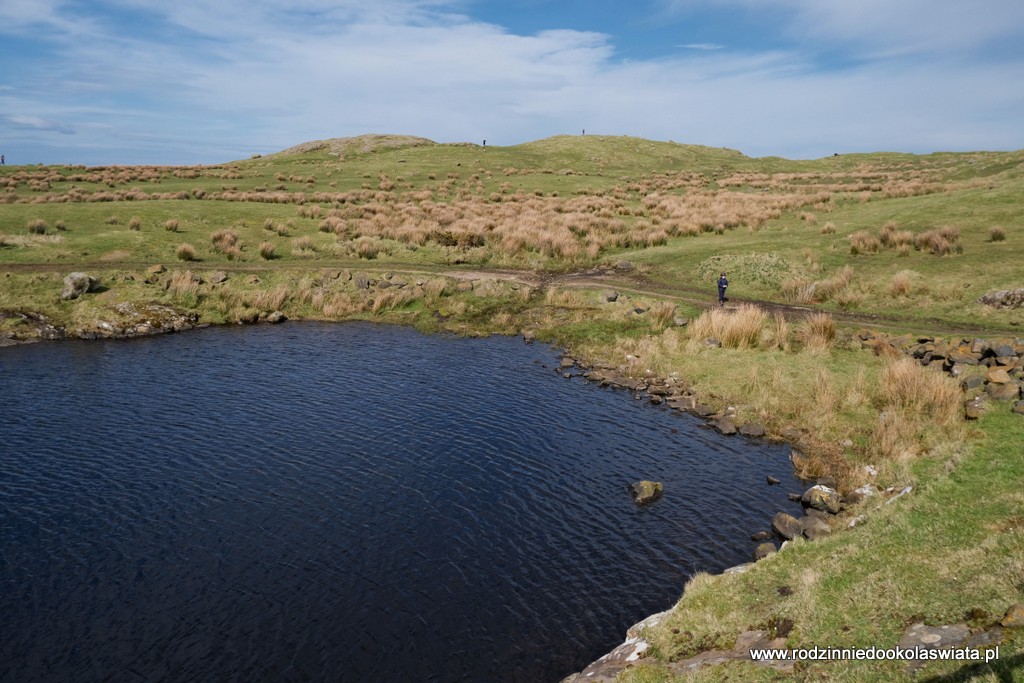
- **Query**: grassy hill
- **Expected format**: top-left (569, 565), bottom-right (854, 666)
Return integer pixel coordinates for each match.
top-left (1, 134), bottom-right (1023, 681)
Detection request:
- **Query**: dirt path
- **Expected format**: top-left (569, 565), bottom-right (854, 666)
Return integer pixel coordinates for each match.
top-left (2, 260), bottom-right (1017, 338)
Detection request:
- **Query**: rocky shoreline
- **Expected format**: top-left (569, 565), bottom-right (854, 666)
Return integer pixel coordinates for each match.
top-left (552, 332), bottom-right (1024, 681)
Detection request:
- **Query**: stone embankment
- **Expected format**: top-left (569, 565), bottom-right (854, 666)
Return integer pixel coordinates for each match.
top-left (855, 329), bottom-right (1024, 415)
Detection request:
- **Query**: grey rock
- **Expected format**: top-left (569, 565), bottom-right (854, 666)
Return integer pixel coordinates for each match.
top-left (61, 272), bottom-right (97, 300)
top-left (714, 418), bottom-right (737, 435)
top-left (754, 542), bottom-right (778, 560)
top-left (987, 381), bottom-right (1021, 401)
top-left (802, 485), bottom-right (842, 514)
top-left (965, 396), bottom-right (987, 419)
top-left (771, 512), bottom-right (803, 540)
top-left (266, 311), bottom-right (286, 324)
top-left (629, 480), bottom-right (663, 506)
top-left (693, 404), bottom-right (716, 417)
top-left (739, 422), bottom-right (766, 437)
top-left (801, 516), bottom-right (832, 541)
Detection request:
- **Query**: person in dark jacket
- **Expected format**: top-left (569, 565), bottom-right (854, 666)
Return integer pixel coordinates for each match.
top-left (717, 272), bottom-right (728, 305)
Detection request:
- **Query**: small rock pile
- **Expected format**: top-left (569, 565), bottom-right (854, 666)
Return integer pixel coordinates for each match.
top-left (857, 330), bottom-right (1024, 415)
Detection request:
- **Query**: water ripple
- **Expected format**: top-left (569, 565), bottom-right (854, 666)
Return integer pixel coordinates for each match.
top-left (0, 322), bottom-right (803, 683)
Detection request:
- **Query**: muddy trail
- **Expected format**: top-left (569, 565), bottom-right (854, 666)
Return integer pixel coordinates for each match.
top-left (2, 259), bottom-right (1018, 339)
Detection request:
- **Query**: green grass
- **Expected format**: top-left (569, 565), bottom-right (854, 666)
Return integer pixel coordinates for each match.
top-left (631, 410), bottom-right (1024, 682)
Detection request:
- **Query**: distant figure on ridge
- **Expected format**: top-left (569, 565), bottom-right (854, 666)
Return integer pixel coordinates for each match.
top-left (717, 272), bottom-right (729, 306)
top-left (1, 154), bottom-right (5, 165)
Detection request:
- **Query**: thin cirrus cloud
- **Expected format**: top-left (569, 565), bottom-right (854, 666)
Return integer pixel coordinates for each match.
top-left (0, 0), bottom-right (1021, 165)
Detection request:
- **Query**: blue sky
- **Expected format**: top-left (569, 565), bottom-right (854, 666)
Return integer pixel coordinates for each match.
top-left (2, 0), bottom-right (1023, 165)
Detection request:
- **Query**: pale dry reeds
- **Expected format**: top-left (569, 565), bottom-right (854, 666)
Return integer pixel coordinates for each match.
top-left (689, 303), bottom-right (767, 349)
top-left (798, 312), bottom-right (836, 354)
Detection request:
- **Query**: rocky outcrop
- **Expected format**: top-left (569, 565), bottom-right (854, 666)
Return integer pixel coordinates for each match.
top-left (802, 484), bottom-right (842, 514)
top-left (1001, 603), bottom-right (1024, 627)
top-left (979, 288), bottom-right (1024, 309)
top-left (771, 512), bottom-right (802, 540)
top-left (629, 480), bottom-right (663, 505)
top-left (61, 272), bottom-right (99, 300)
top-left (559, 610), bottom-right (670, 683)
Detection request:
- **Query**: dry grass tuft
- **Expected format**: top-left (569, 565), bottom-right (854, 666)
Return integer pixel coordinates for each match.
top-left (879, 358), bottom-right (962, 426)
top-left (888, 270), bottom-right (916, 297)
top-left (292, 235), bottom-right (316, 255)
top-left (650, 300), bottom-right (677, 328)
top-left (258, 241), bottom-right (276, 260)
top-left (849, 230), bottom-right (881, 255)
top-left (128, 216), bottom-right (142, 231)
top-left (798, 312), bottom-right (836, 353)
top-left (164, 219), bottom-right (180, 232)
top-left (26, 218), bottom-right (47, 234)
top-left (175, 243), bottom-right (198, 261)
top-left (989, 225), bottom-right (1006, 242)
top-left (689, 304), bottom-right (767, 349)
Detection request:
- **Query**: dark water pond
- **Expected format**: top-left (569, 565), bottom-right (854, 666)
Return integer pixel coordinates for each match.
top-left (0, 322), bottom-right (803, 682)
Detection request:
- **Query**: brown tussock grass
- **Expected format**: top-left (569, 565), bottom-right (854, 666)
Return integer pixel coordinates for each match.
top-left (175, 243), bottom-right (198, 261)
top-left (798, 312), bottom-right (836, 354)
top-left (879, 358), bottom-right (962, 426)
top-left (888, 270), bottom-right (916, 297)
top-left (849, 230), bottom-right (881, 255)
top-left (689, 304), bottom-right (767, 349)
top-left (650, 301), bottom-right (677, 329)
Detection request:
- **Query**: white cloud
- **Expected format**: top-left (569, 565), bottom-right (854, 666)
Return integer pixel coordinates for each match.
top-left (661, 0), bottom-right (1024, 58)
top-left (1, 114), bottom-right (75, 134)
top-left (1, 0), bottom-right (1022, 164)
top-left (678, 43), bottom-right (725, 50)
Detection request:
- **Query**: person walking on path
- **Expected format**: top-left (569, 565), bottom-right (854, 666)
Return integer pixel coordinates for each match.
top-left (717, 272), bottom-right (729, 306)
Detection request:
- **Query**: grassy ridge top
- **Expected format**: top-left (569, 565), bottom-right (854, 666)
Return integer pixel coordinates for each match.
top-left (2, 133), bottom-right (1023, 331)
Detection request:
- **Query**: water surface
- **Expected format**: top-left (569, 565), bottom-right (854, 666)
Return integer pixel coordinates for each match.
top-left (0, 322), bottom-right (802, 682)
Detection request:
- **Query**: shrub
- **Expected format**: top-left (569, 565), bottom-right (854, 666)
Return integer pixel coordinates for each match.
top-left (164, 219), bottom-right (180, 232)
top-left (989, 225), bottom-right (1006, 242)
top-left (176, 243), bottom-right (197, 261)
top-left (27, 219), bottom-right (47, 234)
